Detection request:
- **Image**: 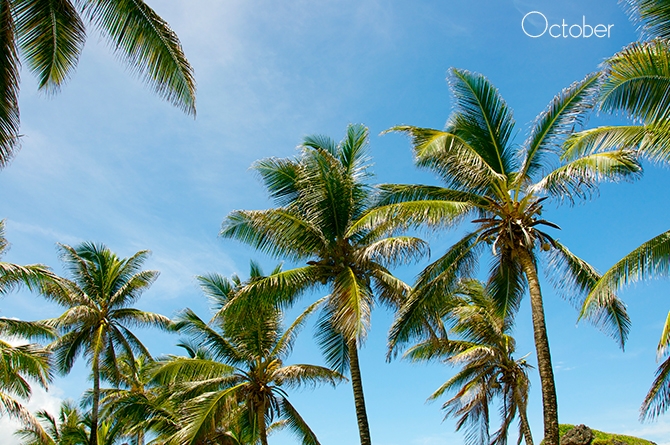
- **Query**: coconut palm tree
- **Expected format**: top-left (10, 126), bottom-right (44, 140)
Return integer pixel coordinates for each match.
top-left (562, 0), bottom-right (670, 420)
top-left (404, 279), bottom-right (533, 445)
top-left (16, 398), bottom-right (126, 445)
top-left (357, 69), bottom-right (639, 445)
top-left (15, 400), bottom-right (89, 445)
top-left (40, 242), bottom-right (171, 445)
top-left (0, 0), bottom-right (196, 168)
top-left (152, 263), bottom-right (345, 445)
top-left (220, 125), bottom-right (428, 445)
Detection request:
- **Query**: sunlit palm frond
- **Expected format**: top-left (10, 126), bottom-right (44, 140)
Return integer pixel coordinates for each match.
top-left (80, 0), bottom-right (196, 114)
top-left (530, 151), bottom-right (642, 202)
top-left (330, 267), bottom-right (373, 343)
top-left (518, 72), bottom-right (600, 184)
top-left (221, 209), bottom-right (326, 260)
top-left (273, 364), bottom-right (345, 389)
top-left (601, 39), bottom-right (670, 122)
top-left (550, 241), bottom-right (630, 348)
top-left (357, 236), bottom-right (428, 268)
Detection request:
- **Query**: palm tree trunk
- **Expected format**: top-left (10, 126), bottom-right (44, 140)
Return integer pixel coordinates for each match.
top-left (519, 409), bottom-right (534, 445)
top-left (517, 250), bottom-right (559, 445)
top-left (347, 339), bottom-right (372, 445)
top-left (258, 401), bottom-right (269, 445)
top-left (89, 355), bottom-right (100, 445)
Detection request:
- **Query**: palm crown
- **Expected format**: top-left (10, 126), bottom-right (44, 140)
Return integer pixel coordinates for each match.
top-left (362, 68), bottom-right (640, 445)
top-left (220, 124), bottom-right (427, 445)
top-left (152, 263), bottom-right (344, 445)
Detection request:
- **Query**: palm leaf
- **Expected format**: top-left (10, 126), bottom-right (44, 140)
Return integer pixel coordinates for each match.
top-left (530, 151), bottom-right (642, 202)
top-left (518, 72), bottom-right (600, 184)
top-left (279, 398), bottom-right (321, 445)
top-left (0, 1), bottom-right (20, 168)
top-left (600, 39), bottom-right (670, 123)
top-left (550, 242), bottom-right (630, 348)
top-left (14, 0), bottom-right (85, 92)
top-left (80, 0), bottom-right (195, 114)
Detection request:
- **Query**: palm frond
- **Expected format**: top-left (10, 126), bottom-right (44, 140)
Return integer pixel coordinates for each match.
top-left (640, 354), bottom-right (670, 420)
top-left (221, 209), bottom-right (326, 260)
top-left (601, 39), bottom-right (670, 123)
top-left (253, 157), bottom-right (302, 207)
top-left (387, 125), bottom-right (506, 194)
top-left (274, 364), bottom-right (345, 389)
top-left (358, 236), bottom-right (429, 268)
top-left (530, 150), bottom-right (642, 202)
top-left (0, 1), bottom-right (20, 168)
top-left (271, 297), bottom-right (326, 359)
top-left (14, 0), bottom-right (85, 92)
top-left (623, 0), bottom-right (670, 40)
top-left (518, 72), bottom-right (600, 183)
top-left (279, 398), bottom-right (321, 445)
top-left (80, 0), bottom-right (196, 114)
top-left (314, 307), bottom-right (349, 374)
top-left (550, 242), bottom-right (630, 348)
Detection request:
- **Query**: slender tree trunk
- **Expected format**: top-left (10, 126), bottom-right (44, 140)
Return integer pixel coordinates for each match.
top-left (258, 401), bottom-right (269, 445)
top-left (517, 250), bottom-right (559, 445)
top-left (519, 409), bottom-right (534, 445)
top-left (347, 339), bottom-right (372, 445)
top-left (89, 354), bottom-right (100, 445)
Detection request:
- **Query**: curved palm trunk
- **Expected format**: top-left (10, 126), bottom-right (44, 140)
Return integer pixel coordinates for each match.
top-left (89, 355), bottom-right (100, 445)
top-left (519, 409), bottom-right (534, 445)
top-left (347, 339), bottom-right (372, 445)
top-left (517, 250), bottom-right (558, 445)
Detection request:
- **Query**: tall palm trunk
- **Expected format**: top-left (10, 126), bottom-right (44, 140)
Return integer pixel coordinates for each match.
top-left (258, 400), bottom-right (269, 445)
top-left (89, 354), bottom-right (100, 445)
top-left (518, 250), bottom-right (559, 445)
top-left (347, 339), bottom-right (372, 445)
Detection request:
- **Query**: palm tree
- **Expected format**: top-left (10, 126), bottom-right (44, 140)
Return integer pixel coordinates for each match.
top-left (15, 400), bottom-right (89, 445)
top-left (16, 398), bottom-right (126, 445)
top-left (0, 338), bottom-right (51, 428)
top-left (152, 263), bottom-right (345, 445)
top-left (40, 242), bottom-right (171, 445)
top-left (0, 0), bottom-right (196, 168)
top-left (404, 279), bottom-right (533, 445)
top-left (220, 124), bottom-right (428, 445)
top-left (358, 69), bottom-right (639, 445)
top-left (0, 218), bottom-right (55, 438)
top-left (562, 0), bottom-right (670, 420)
top-left (0, 219), bottom-right (55, 297)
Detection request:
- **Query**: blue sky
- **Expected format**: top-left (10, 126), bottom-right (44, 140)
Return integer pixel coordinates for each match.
top-left (2, 0), bottom-right (670, 443)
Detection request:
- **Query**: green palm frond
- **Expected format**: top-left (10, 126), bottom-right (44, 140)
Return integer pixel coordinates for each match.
top-left (549, 242), bottom-right (630, 348)
top-left (253, 157), bottom-right (302, 207)
top-left (369, 265), bottom-right (412, 309)
top-left (447, 68), bottom-right (516, 178)
top-left (624, 0), bottom-right (670, 40)
top-left (658, 311), bottom-right (670, 357)
top-left (601, 39), bottom-right (670, 123)
top-left (640, 354), bottom-right (670, 420)
top-left (221, 209), bottom-right (326, 260)
top-left (387, 126), bottom-right (506, 193)
top-left (0, 318), bottom-right (55, 340)
top-left (530, 150), bottom-right (642, 202)
top-left (518, 72), bottom-right (600, 184)
top-left (271, 296), bottom-right (326, 360)
top-left (388, 233), bottom-right (483, 355)
top-left (314, 307), bottom-right (349, 374)
top-left (0, 1), bottom-right (20, 168)
top-left (348, 200), bottom-right (474, 238)
top-left (279, 398), bottom-right (321, 445)
top-left (80, 0), bottom-right (196, 115)
top-left (14, 0), bottom-right (85, 92)
top-left (486, 251), bottom-right (526, 319)
top-left (330, 267), bottom-right (373, 343)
